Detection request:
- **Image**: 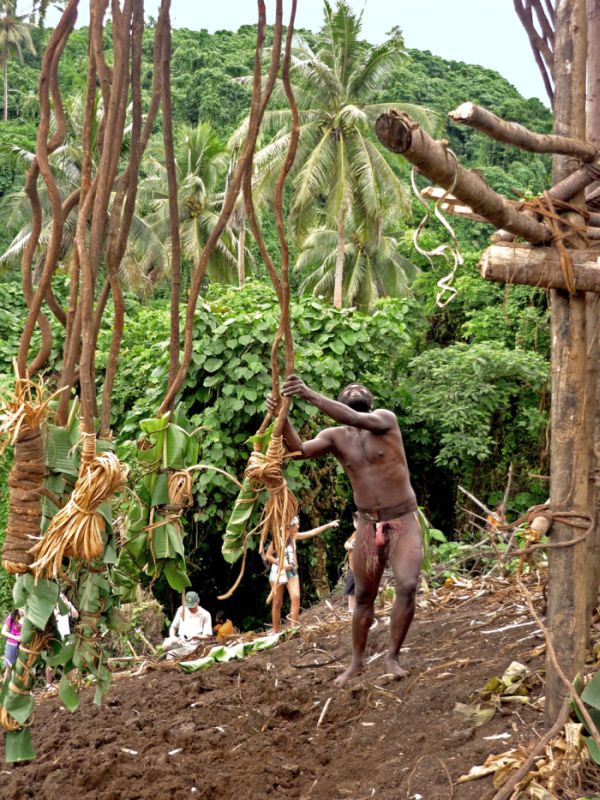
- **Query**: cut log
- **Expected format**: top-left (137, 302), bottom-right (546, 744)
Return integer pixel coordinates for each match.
top-left (419, 186), bottom-right (489, 222)
top-left (449, 102), bottom-right (598, 161)
top-left (375, 110), bottom-right (551, 244)
top-left (479, 244), bottom-right (600, 292)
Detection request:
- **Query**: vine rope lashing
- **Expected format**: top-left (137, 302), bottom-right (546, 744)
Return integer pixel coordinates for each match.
top-left (410, 145), bottom-right (464, 308)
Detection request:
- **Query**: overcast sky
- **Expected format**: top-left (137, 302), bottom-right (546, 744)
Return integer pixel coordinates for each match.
top-left (45, 1), bottom-right (549, 106)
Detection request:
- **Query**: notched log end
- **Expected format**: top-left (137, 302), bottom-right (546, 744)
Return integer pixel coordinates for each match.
top-left (375, 109), bottom-right (413, 154)
top-left (448, 101), bottom-right (474, 123)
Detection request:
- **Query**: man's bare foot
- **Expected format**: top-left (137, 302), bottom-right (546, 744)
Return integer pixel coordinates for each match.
top-left (382, 655), bottom-right (408, 679)
top-left (334, 660), bottom-right (364, 687)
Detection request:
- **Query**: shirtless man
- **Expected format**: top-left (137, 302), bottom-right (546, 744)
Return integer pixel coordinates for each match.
top-left (268, 375), bottom-right (422, 686)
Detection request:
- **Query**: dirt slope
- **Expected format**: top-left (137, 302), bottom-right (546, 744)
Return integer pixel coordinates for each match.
top-left (0, 578), bottom-right (553, 800)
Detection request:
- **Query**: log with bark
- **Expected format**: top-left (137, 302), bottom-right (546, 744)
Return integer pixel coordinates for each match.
top-left (375, 109), bottom-right (551, 244)
top-left (479, 244), bottom-right (600, 292)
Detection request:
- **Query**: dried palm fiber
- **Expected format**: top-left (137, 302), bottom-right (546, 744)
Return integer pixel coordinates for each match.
top-left (0, 629), bottom-right (49, 732)
top-left (0, 377), bottom-right (61, 574)
top-left (30, 433), bottom-right (129, 579)
top-left (251, 429), bottom-right (298, 604)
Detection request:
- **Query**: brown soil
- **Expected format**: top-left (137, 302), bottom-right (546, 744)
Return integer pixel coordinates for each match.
top-left (0, 577), bottom-right (553, 800)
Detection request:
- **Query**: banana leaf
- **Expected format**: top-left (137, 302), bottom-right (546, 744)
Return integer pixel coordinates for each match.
top-left (14, 574), bottom-right (59, 631)
top-left (163, 557), bottom-right (191, 592)
top-left (5, 728), bottom-right (35, 763)
top-left (45, 423), bottom-right (79, 477)
top-left (165, 424), bottom-right (189, 469)
top-left (59, 675), bottom-right (80, 713)
top-left (222, 475), bottom-right (260, 564)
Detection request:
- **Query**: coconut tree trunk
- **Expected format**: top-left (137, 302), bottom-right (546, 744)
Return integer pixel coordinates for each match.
top-left (237, 211), bottom-right (246, 287)
top-left (333, 204), bottom-right (346, 308)
top-left (3, 47), bottom-right (7, 122)
top-left (545, 0), bottom-right (589, 725)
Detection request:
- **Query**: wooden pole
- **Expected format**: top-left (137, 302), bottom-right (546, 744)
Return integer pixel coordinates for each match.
top-left (545, 0), bottom-right (589, 725)
top-left (585, 0), bottom-right (600, 631)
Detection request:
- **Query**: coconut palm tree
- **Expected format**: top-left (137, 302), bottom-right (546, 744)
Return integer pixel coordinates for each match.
top-left (235, 0), bottom-right (438, 308)
top-left (140, 122), bottom-right (250, 285)
top-left (0, 1), bottom-right (35, 122)
top-left (295, 207), bottom-right (418, 311)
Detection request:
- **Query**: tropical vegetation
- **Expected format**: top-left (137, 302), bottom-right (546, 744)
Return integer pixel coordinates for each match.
top-left (0, 1), bottom-right (554, 631)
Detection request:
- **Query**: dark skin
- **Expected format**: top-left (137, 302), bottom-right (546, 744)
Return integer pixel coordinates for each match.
top-left (268, 375), bottom-right (423, 686)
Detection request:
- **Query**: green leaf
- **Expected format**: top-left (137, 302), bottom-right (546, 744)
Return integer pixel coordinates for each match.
top-left (582, 671), bottom-right (600, 711)
top-left (152, 525), bottom-right (170, 560)
top-left (13, 573), bottom-right (32, 608)
top-left (59, 675), bottom-right (80, 712)
top-left (4, 691), bottom-right (35, 725)
top-left (204, 357), bottom-right (223, 372)
top-left (5, 728), bottom-right (35, 763)
top-left (45, 424), bottom-right (78, 476)
top-left (166, 424), bottom-right (189, 469)
top-left (583, 734), bottom-right (600, 766)
top-left (140, 415), bottom-right (170, 434)
top-left (163, 559), bottom-right (191, 592)
top-left (125, 530), bottom-right (148, 564)
top-left (150, 472), bottom-right (169, 507)
top-left (25, 579), bottom-right (59, 630)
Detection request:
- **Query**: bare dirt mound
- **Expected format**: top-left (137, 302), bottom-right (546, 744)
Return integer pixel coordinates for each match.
top-left (0, 578), bottom-right (551, 800)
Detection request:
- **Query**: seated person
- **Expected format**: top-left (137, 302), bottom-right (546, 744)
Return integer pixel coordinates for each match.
top-left (213, 610), bottom-right (235, 639)
top-left (162, 591), bottom-right (212, 656)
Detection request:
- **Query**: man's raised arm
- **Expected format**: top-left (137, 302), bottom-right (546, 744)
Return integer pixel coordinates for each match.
top-left (266, 386), bottom-right (337, 460)
top-left (281, 375), bottom-right (393, 434)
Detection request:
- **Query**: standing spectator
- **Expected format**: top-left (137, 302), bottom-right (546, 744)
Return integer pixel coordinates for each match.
top-left (265, 515), bottom-right (339, 632)
top-left (45, 593), bottom-right (79, 688)
top-left (2, 608), bottom-right (23, 682)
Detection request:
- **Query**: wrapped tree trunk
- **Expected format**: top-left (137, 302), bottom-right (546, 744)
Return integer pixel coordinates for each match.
top-left (2, 428), bottom-right (44, 573)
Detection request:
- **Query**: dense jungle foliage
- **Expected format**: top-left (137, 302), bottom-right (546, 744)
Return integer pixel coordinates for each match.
top-left (0, 11), bottom-right (553, 629)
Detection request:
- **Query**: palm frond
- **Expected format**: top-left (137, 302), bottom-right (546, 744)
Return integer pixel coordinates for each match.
top-left (348, 40), bottom-right (405, 100)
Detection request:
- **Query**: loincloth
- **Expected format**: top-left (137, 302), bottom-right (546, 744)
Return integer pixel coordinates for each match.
top-left (355, 500), bottom-right (418, 570)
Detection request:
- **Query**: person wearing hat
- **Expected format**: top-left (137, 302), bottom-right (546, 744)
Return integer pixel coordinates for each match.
top-left (265, 515), bottom-right (338, 633)
top-left (162, 591), bottom-right (212, 656)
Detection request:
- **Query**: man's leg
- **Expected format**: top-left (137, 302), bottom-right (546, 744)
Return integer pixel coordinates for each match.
top-left (335, 524), bottom-right (385, 687)
top-left (384, 513), bottom-right (423, 678)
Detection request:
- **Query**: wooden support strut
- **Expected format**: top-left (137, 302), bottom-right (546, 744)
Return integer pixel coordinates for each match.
top-left (375, 109), bottom-right (551, 245)
top-left (449, 102), bottom-right (598, 161)
top-left (480, 244), bottom-right (600, 292)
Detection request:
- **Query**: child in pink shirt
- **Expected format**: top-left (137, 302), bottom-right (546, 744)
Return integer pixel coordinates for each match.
top-left (2, 609), bottom-right (23, 681)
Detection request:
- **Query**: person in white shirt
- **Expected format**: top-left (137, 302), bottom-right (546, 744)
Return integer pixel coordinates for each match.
top-left (45, 592), bottom-right (79, 688)
top-left (162, 591), bottom-right (212, 656)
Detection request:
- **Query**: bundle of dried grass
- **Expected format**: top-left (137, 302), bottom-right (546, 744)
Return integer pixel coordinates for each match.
top-left (0, 377), bottom-right (61, 574)
top-left (245, 435), bottom-right (298, 603)
top-left (30, 446), bottom-right (129, 579)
